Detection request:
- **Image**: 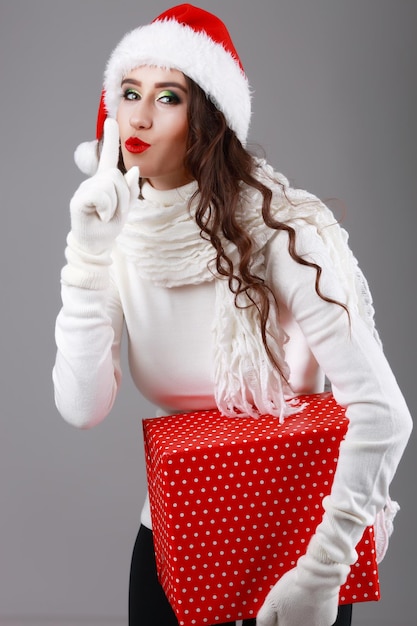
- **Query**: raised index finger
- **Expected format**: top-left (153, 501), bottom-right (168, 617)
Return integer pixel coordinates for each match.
top-left (97, 118), bottom-right (120, 172)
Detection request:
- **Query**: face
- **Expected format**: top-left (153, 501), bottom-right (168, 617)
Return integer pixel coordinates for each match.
top-left (116, 65), bottom-right (191, 190)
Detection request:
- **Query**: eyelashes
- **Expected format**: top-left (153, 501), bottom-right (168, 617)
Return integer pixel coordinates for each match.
top-left (123, 88), bottom-right (140, 101)
top-left (157, 90), bottom-right (181, 104)
top-left (122, 88), bottom-right (182, 105)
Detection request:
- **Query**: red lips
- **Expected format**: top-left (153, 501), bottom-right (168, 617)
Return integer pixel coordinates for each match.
top-left (125, 137), bottom-right (151, 154)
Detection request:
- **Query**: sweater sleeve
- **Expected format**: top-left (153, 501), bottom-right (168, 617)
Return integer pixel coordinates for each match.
top-left (52, 269), bottom-right (124, 429)
top-left (265, 225), bottom-right (412, 564)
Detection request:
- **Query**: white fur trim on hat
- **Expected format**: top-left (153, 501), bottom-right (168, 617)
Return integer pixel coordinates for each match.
top-left (103, 19), bottom-right (251, 144)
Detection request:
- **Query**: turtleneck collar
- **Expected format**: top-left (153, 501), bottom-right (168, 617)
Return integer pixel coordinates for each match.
top-left (140, 179), bottom-right (199, 207)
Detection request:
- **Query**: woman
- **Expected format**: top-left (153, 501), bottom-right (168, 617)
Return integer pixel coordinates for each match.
top-left (53, 4), bottom-right (412, 626)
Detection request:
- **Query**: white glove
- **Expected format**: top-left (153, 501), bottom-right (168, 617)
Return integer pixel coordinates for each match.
top-left (257, 537), bottom-right (350, 626)
top-left (69, 117), bottom-right (139, 255)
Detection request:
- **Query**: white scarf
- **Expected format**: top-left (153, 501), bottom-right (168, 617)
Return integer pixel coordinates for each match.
top-left (117, 160), bottom-right (380, 421)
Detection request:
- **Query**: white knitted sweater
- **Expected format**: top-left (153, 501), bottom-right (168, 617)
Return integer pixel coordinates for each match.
top-left (53, 164), bottom-right (412, 564)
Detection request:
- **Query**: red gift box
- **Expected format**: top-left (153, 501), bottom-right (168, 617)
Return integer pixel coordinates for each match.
top-left (143, 393), bottom-right (380, 626)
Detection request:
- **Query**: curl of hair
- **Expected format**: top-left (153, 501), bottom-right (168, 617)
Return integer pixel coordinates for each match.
top-left (183, 77), bottom-right (348, 381)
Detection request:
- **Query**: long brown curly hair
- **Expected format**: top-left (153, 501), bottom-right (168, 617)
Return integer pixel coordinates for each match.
top-left (183, 76), bottom-right (348, 381)
top-left (116, 75), bottom-right (347, 382)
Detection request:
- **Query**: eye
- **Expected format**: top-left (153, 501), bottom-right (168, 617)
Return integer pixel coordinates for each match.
top-left (123, 88), bottom-right (141, 101)
top-left (157, 90), bottom-right (181, 105)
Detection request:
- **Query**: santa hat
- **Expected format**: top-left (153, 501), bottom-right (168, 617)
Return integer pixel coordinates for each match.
top-left (74, 3), bottom-right (251, 176)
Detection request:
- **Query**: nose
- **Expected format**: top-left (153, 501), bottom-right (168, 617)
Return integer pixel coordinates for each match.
top-left (129, 100), bottom-right (152, 130)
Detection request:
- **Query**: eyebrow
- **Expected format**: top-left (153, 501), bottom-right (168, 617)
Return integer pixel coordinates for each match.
top-left (121, 78), bottom-right (188, 93)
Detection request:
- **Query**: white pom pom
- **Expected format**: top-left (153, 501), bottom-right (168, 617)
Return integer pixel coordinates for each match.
top-left (74, 139), bottom-right (99, 176)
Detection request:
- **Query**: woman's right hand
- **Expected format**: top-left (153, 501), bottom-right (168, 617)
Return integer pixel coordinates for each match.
top-left (69, 117), bottom-right (139, 255)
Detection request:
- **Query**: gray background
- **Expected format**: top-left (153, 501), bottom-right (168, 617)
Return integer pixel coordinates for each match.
top-left (1, 0), bottom-right (415, 624)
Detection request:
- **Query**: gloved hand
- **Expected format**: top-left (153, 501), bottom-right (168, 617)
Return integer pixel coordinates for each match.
top-left (69, 117), bottom-right (139, 255)
top-left (257, 537), bottom-right (350, 626)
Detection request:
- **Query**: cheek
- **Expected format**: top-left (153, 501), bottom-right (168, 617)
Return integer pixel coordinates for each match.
top-left (172, 117), bottom-right (189, 149)
top-left (116, 102), bottom-right (131, 133)
top-left (164, 108), bottom-right (188, 139)
top-left (116, 110), bottom-right (125, 135)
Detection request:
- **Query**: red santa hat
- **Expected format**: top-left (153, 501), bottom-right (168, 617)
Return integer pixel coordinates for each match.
top-left (74, 3), bottom-right (251, 176)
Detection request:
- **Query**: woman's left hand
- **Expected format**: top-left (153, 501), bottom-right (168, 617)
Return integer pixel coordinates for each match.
top-left (256, 548), bottom-right (350, 626)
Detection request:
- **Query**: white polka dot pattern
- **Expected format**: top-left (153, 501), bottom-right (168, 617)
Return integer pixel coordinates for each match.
top-left (142, 392), bottom-right (380, 626)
